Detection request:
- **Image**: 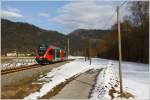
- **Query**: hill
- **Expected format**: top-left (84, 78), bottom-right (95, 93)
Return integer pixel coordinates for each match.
top-left (68, 29), bottom-right (111, 55)
top-left (68, 29), bottom-right (110, 39)
top-left (1, 19), bottom-right (110, 56)
top-left (1, 19), bottom-right (67, 55)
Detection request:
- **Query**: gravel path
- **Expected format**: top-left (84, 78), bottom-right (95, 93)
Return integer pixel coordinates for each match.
top-left (51, 69), bottom-right (101, 99)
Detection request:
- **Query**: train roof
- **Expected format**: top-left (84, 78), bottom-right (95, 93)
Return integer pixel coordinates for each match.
top-left (48, 45), bottom-right (60, 49)
top-left (38, 44), bottom-right (63, 50)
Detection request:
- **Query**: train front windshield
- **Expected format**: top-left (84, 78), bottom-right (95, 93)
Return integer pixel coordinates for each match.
top-left (38, 46), bottom-right (47, 56)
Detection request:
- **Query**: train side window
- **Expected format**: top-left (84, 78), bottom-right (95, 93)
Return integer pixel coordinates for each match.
top-left (56, 50), bottom-right (60, 57)
top-left (64, 52), bottom-right (67, 57)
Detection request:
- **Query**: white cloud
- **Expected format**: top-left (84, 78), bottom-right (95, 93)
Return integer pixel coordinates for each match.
top-left (50, 1), bottom-right (118, 30)
top-left (1, 9), bottom-right (24, 18)
top-left (7, 7), bottom-right (21, 13)
top-left (39, 13), bottom-right (49, 17)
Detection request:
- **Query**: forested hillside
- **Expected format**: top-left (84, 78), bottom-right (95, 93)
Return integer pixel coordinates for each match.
top-left (1, 19), bottom-right (67, 54)
top-left (1, 19), bottom-right (109, 56)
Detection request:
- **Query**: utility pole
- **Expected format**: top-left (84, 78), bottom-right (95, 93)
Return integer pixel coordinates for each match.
top-left (68, 38), bottom-right (70, 59)
top-left (87, 37), bottom-right (90, 60)
top-left (89, 39), bottom-right (91, 65)
top-left (117, 6), bottom-right (123, 95)
top-left (85, 47), bottom-right (86, 61)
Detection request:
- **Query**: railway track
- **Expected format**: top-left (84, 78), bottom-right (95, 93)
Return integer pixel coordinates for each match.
top-left (1, 64), bottom-right (41, 75)
top-left (1, 60), bottom-right (74, 75)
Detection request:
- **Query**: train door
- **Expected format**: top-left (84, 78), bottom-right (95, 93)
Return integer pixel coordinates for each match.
top-left (52, 49), bottom-right (55, 61)
top-left (55, 48), bottom-right (61, 61)
top-left (47, 48), bottom-right (53, 61)
top-left (60, 50), bottom-right (65, 61)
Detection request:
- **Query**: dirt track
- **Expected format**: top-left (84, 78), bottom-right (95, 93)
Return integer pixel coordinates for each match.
top-left (50, 69), bottom-right (101, 99)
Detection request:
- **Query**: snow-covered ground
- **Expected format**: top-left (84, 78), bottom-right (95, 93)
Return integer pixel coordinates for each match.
top-left (24, 58), bottom-right (109, 99)
top-left (23, 57), bottom-right (149, 100)
top-left (121, 61), bottom-right (149, 100)
top-left (91, 59), bottom-right (149, 100)
top-left (90, 61), bottom-right (119, 100)
top-left (68, 55), bottom-right (85, 59)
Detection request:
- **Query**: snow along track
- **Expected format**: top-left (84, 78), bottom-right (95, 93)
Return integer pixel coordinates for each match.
top-left (1, 64), bottom-right (40, 75)
top-left (1, 60), bottom-right (73, 75)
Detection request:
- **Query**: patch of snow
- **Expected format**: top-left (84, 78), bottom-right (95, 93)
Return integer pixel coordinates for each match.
top-left (122, 62), bottom-right (149, 100)
top-left (68, 55), bottom-right (85, 59)
top-left (23, 57), bottom-right (149, 100)
top-left (24, 58), bottom-right (109, 99)
top-left (91, 59), bottom-right (149, 100)
top-left (90, 61), bottom-right (119, 100)
top-left (1, 59), bottom-right (37, 70)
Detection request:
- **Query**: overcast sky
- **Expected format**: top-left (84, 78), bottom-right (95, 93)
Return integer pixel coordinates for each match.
top-left (1, 1), bottom-right (130, 34)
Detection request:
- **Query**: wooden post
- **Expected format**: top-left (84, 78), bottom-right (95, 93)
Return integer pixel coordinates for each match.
top-left (68, 39), bottom-right (70, 59)
top-left (85, 47), bottom-right (86, 61)
top-left (117, 6), bottom-right (123, 94)
top-left (89, 39), bottom-right (91, 65)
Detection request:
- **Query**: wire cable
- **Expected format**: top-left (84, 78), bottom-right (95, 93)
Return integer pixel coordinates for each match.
top-left (101, 1), bottom-right (127, 30)
top-left (118, 1), bottom-right (127, 8)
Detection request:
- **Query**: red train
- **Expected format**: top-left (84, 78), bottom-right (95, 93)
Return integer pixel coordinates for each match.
top-left (35, 44), bottom-right (67, 64)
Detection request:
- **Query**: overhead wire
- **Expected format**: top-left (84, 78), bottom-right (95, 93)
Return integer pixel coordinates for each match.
top-left (118, 1), bottom-right (127, 8)
top-left (102, 10), bottom-right (116, 29)
top-left (101, 1), bottom-right (127, 30)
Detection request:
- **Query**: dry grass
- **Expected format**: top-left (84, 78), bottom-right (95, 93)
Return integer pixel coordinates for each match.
top-left (109, 87), bottom-right (117, 99)
top-left (1, 83), bottom-right (42, 99)
top-left (118, 92), bottom-right (135, 99)
top-left (109, 86), bottom-right (134, 99)
top-left (1, 74), bottom-right (42, 99)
